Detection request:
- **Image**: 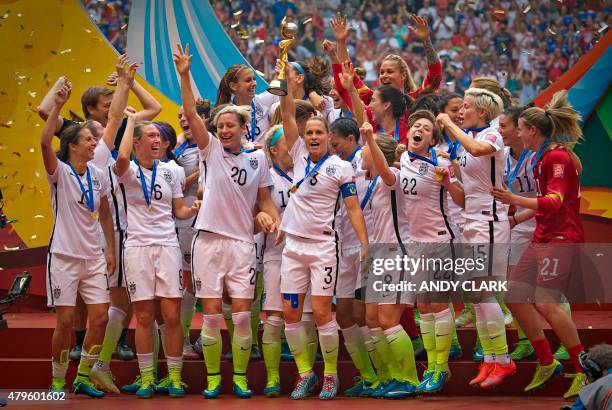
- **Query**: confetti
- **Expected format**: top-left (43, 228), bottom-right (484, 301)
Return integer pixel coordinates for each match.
top-left (587, 325), bottom-right (592, 329)
top-left (35, 171), bottom-right (40, 178)
top-left (17, 13), bottom-right (21, 17)
top-left (1, 120), bottom-right (13, 128)
top-left (34, 214), bottom-right (45, 219)
top-left (84, 67), bottom-right (92, 73)
top-left (493, 9), bottom-right (505, 17)
top-left (27, 90), bottom-right (36, 98)
top-left (3, 245), bottom-right (20, 251)
top-left (548, 27), bottom-right (556, 36)
top-left (19, 185), bottom-right (24, 194)
top-left (303, 17), bottom-right (312, 25)
top-left (121, 23), bottom-right (128, 31)
top-left (1, 11), bottom-right (10, 19)
top-left (231, 22), bottom-right (240, 29)
top-left (233, 10), bottom-right (243, 17)
top-left (255, 39), bottom-right (264, 45)
top-left (445, 81), bottom-right (454, 85)
top-left (11, 171), bottom-right (18, 178)
top-left (84, 27), bottom-right (91, 33)
top-left (60, 48), bottom-right (72, 54)
top-left (29, 148), bottom-right (34, 153)
top-left (12, 151), bottom-right (21, 157)
top-left (598, 24), bottom-right (608, 33)
top-left (523, 5), bottom-right (531, 13)
top-left (30, 235), bottom-right (37, 240)
top-left (50, 50), bottom-right (57, 55)
top-left (596, 253), bottom-right (603, 256)
top-left (240, 34), bottom-right (250, 40)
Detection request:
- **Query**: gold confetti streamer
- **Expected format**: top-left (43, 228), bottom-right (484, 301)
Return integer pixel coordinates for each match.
top-left (1, 11), bottom-right (10, 19)
top-left (30, 235), bottom-right (37, 240)
top-left (29, 148), bottom-right (34, 153)
top-left (12, 151), bottom-right (21, 158)
top-left (548, 27), bottom-right (556, 36)
top-left (3, 245), bottom-right (20, 251)
top-left (303, 17), bottom-right (312, 25)
top-left (231, 22), bottom-right (240, 29)
top-left (523, 5), bottom-right (531, 13)
top-left (84, 68), bottom-right (92, 73)
top-left (598, 24), bottom-right (608, 33)
top-left (255, 39), bottom-right (264, 45)
top-left (84, 27), bottom-right (92, 33)
top-left (34, 214), bottom-right (45, 219)
top-left (121, 23), bottom-right (128, 30)
top-left (1, 120), bottom-right (13, 128)
top-left (60, 48), bottom-right (72, 55)
top-left (233, 10), bottom-right (243, 17)
top-left (27, 91), bottom-right (37, 98)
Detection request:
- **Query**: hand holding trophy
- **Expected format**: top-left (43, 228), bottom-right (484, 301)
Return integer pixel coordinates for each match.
top-left (267, 17), bottom-right (298, 96)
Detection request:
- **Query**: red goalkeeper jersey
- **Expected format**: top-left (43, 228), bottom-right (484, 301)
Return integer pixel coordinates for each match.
top-left (532, 147), bottom-right (584, 243)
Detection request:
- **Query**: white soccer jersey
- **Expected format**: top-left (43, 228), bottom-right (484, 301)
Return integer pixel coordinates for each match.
top-left (164, 159), bottom-right (186, 191)
top-left (336, 149), bottom-right (374, 249)
top-left (263, 166), bottom-right (293, 262)
top-left (459, 126), bottom-right (509, 221)
top-left (281, 138), bottom-right (356, 241)
top-left (117, 161), bottom-right (183, 247)
top-left (269, 95), bottom-right (335, 126)
top-left (366, 167), bottom-right (411, 244)
top-left (436, 138), bottom-right (466, 230)
top-left (174, 143), bottom-right (199, 228)
top-left (194, 137), bottom-right (273, 244)
top-left (504, 147), bottom-right (536, 234)
top-left (244, 91), bottom-right (280, 144)
top-left (92, 142), bottom-right (127, 231)
top-left (47, 161), bottom-right (110, 259)
top-left (400, 151), bottom-right (457, 243)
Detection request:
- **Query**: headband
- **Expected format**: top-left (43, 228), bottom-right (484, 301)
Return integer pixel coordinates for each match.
top-left (153, 122), bottom-right (171, 141)
top-left (290, 62), bottom-right (305, 75)
top-left (269, 127), bottom-right (284, 148)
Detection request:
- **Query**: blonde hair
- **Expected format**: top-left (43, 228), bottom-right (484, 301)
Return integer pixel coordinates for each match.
top-left (408, 109), bottom-right (442, 145)
top-left (212, 105), bottom-right (250, 127)
top-left (470, 77), bottom-right (512, 109)
top-left (262, 124), bottom-right (283, 165)
top-left (381, 54), bottom-right (417, 93)
top-left (373, 133), bottom-right (399, 166)
top-left (520, 90), bottom-right (582, 148)
top-left (270, 100), bottom-right (316, 126)
top-left (464, 88), bottom-right (504, 123)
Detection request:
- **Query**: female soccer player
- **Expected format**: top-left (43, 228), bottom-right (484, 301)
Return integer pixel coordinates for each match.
top-left (175, 44), bottom-right (281, 399)
top-left (279, 69), bottom-right (369, 401)
top-left (436, 88), bottom-right (516, 389)
top-left (113, 95), bottom-right (199, 398)
top-left (42, 82), bottom-right (114, 398)
top-left (492, 91), bottom-right (587, 400)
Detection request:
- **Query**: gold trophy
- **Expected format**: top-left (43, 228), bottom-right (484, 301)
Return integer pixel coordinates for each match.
top-left (267, 17), bottom-right (298, 96)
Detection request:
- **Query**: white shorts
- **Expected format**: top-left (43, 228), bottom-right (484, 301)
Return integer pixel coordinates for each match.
top-left (263, 260), bottom-right (313, 312)
top-left (123, 245), bottom-right (183, 302)
top-left (280, 234), bottom-right (339, 297)
top-left (177, 226), bottom-right (196, 272)
top-left (100, 230), bottom-right (125, 288)
top-left (47, 253), bottom-right (109, 307)
top-left (509, 229), bottom-right (534, 267)
top-left (192, 231), bottom-right (256, 299)
top-left (337, 246), bottom-right (360, 299)
top-left (463, 219), bottom-right (510, 278)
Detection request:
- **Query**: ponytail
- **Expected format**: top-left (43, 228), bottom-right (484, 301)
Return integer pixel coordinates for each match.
top-left (216, 64), bottom-right (250, 107)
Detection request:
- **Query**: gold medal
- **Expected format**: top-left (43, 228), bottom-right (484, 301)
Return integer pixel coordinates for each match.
top-left (91, 211), bottom-right (98, 220)
top-left (290, 185), bottom-right (297, 193)
top-left (434, 169), bottom-right (444, 182)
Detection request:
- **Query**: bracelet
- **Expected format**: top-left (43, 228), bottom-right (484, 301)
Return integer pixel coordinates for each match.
top-left (512, 215), bottom-right (518, 225)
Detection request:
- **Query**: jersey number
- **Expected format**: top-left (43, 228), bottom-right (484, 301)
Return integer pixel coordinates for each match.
top-left (459, 155), bottom-right (467, 167)
top-left (323, 266), bottom-right (333, 285)
top-left (278, 189), bottom-right (291, 208)
top-left (402, 177), bottom-right (417, 195)
top-left (231, 167), bottom-right (247, 186)
top-left (249, 267), bottom-right (256, 285)
top-left (309, 172), bottom-right (318, 186)
top-left (515, 175), bottom-right (534, 193)
top-left (77, 190), bottom-right (90, 206)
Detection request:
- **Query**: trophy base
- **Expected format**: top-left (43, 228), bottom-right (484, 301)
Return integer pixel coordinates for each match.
top-left (267, 79), bottom-right (288, 96)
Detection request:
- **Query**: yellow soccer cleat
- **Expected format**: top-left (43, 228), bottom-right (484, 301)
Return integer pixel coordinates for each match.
top-left (562, 372), bottom-right (588, 400)
top-left (524, 359), bottom-right (563, 392)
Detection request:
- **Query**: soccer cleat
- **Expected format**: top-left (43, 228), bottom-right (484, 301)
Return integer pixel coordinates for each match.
top-left (412, 336), bottom-right (424, 358)
top-left (553, 345), bottom-right (570, 361)
top-left (504, 310), bottom-right (514, 327)
top-left (263, 380), bottom-right (281, 397)
top-left (480, 360), bottom-right (517, 389)
top-left (73, 377), bottom-right (105, 398)
top-left (168, 380), bottom-right (187, 398)
top-left (470, 363), bottom-right (495, 386)
top-left (203, 374), bottom-right (222, 399)
top-left (183, 338), bottom-right (200, 360)
top-left (524, 359), bottom-right (563, 392)
top-left (510, 339), bottom-right (535, 361)
top-left (344, 377), bottom-right (369, 397)
top-left (136, 380), bottom-right (155, 398)
top-left (121, 375), bottom-right (143, 394)
top-left (455, 307), bottom-right (474, 327)
top-left (371, 379), bottom-right (399, 398)
top-left (473, 346), bottom-right (484, 361)
top-left (90, 367), bottom-right (120, 394)
top-left (280, 341), bottom-right (293, 361)
top-left (69, 344), bottom-right (83, 361)
top-left (50, 378), bottom-right (67, 394)
top-left (290, 372), bottom-right (318, 400)
top-left (563, 372), bottom-right (588, 400)
top-left (416, 370), bottom-right (434, 393)
top-left (449, 341), bottom-right (463, 359)
top-left (424, 370), bottom-right (451, 393)
top-left (359, 379), bottom-right (380, 396)
top-left (384, 381), bottom-right (417, 399)
top-left (154, 376), bottom-right (171, 394)
top-left (233, 375), bottom-right (252, 398)
top-left (318, 374), bottom-right (339, 400)
top-left (116, 342), bottom-right (135, 361)
top-left (250, 344), bottom-right (262, 361)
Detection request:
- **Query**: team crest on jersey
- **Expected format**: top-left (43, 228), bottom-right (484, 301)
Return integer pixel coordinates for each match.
top-left (53, 285), bottom-right (61, 299)
top-left (128, 281), bottom-right (136, 294)
top-left (183, 252), bottom-right (191, 264)
top-left (249, 157), bottom-right (259, 170)
top-left (92, 179), bottom-right (100, 189)
top-left (195, 277), bottom-right (202, 291)
top-left (161, 170), bottom-right (172, 183)
top-left (325, 165), bottom-right (337, 176)
top-left (419, 163), bottom-right (429, 175)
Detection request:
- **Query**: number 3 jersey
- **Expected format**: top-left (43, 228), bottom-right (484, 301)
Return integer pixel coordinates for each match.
top-left (399, 152), bottom-right (457, 243)
top-left (47, 161), bottom-right (110, 259)
top-left (117, 161), bottom-right (183, 247)
top-left (194, 136), bottom-right (273, 244)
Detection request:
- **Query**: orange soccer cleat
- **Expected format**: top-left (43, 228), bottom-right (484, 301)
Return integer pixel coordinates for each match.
top-left (480, 360), bottom-right (517, 389)
top-left (469, 362), bottom-right (495, 386)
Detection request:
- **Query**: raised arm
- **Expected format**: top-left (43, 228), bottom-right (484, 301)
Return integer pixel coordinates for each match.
top-left (174, 43), bottom-right (210, 150)
top-left (280, 65), bottom-right (299, 150)
top-left (360, 121), bottom-right (397, 186)
top-left (41, 82), bottom-right (71, 175)
top-left (102, 55), bottom-right (136, 150)
top-left (436, 113), bottom-right (495, 157)
top-left (339, 60), bottom-right (367, 126)
top-left (330, 13), bottom-right (351, 66)
top-left (408, 15), bottom-right (442, 95)
top-left (37, 76), bottom-right (67, 133)
top-left (113, 112), bottom-right (137, 177)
